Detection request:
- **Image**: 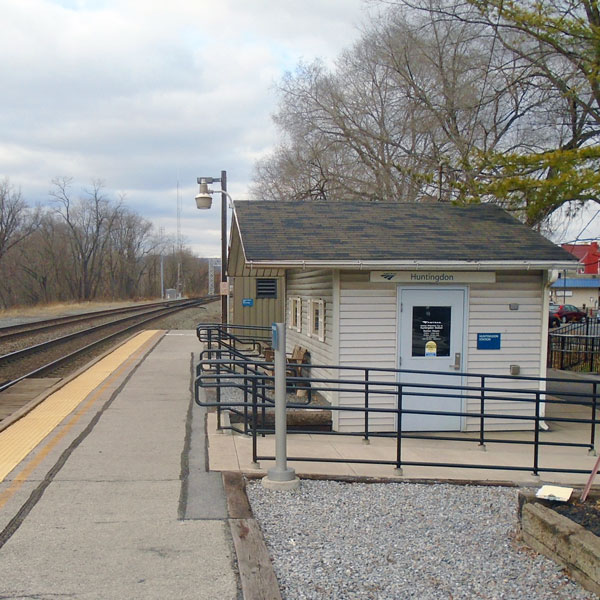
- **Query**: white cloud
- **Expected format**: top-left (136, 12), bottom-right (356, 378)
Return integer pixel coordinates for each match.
top-left (0, 0), bottom-right (370, 256)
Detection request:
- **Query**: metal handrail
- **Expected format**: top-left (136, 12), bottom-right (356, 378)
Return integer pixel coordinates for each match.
top-left (548, 328), bottom-right (600, 372)
top-left (195, 355), bottom-right (600, 476)
top-left (196, 323), bottom-right (271, 358)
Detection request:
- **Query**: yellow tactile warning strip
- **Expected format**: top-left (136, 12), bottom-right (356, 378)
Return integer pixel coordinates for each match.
top-left (0, 330), bottom-right (161, 484)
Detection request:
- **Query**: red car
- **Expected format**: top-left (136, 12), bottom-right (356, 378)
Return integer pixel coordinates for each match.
top-left (549, 303), bottom-right (586, 327)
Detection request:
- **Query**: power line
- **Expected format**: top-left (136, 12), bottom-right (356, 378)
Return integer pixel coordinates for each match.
top-left (573, 209), bottom-right (600, 243)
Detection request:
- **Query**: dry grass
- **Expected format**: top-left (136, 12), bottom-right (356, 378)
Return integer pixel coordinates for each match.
top-left (0, 299), bottom-right (156, 320)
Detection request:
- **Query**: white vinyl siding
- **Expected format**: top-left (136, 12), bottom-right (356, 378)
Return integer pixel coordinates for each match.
top-left (286, 269), bottom-right (335, 400)
top-left (464, 271), bottom-right (544, 431)
top-left (337, 272), bottom-right (397, 432)
top-left (284, 269), bottom-right (545, 433)
top-left (334, 270), bottom-right (544, 433)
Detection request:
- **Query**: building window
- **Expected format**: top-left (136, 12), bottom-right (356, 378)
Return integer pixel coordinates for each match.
top-left (308, 298), bottom-right (325, 342)
top-left (288, 297), bottom-right (302, 331)
top-left (256, 278), bottom-right (277, 299)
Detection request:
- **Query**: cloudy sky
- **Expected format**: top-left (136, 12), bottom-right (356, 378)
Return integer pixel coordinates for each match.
top-left (1, 0), bottom-right (375, 257)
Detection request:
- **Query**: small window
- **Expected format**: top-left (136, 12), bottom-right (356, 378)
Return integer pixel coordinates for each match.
top-left (288, 297), bottom-right (302, 332)
top-left (256, 278), bottom-right (277, 299)
top-left (308, 298), bottom-right (325, 342)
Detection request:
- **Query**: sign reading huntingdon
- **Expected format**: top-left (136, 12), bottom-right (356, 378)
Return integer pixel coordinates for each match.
top-left (370, 271), bottom-right (496, 284)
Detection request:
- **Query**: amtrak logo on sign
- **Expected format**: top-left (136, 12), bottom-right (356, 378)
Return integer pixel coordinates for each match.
top-left (370, 271), bottom-right (496, 283)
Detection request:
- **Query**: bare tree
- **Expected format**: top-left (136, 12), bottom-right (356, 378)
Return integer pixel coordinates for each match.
top-left (49, 177), bottom-right (123, 301)
top-left (105, 209), bottom-right (159, 299)
top-left (0, 176), bottom-right (207, 308)
top-left (391, 0), bottom-right (600, 227)
top-left (0, 178), bottom-right (38, 264)
top-left (253, 0), bottom-right (594, 231)
top-left (252, 6), bottom-right (533, 204)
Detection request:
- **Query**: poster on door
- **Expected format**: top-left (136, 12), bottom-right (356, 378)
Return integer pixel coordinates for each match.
top-left (412, 306), bottom-right (451, 357)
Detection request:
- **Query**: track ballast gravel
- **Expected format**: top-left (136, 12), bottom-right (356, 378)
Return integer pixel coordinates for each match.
top-left (246, 480), bottom-right (596, 599)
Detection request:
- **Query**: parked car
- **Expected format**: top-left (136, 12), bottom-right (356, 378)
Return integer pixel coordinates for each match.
top-left (549, 303), bottom-right (587, 327)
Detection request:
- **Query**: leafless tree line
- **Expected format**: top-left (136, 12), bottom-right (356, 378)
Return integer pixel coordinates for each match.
top-left (0, 177), bottom-right (208, 309)
top-left (252, 0), bottom-right (600, 231)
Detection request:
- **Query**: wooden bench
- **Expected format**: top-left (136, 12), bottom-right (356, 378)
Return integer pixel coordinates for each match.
top-left (262, 345), bottom-right (310, 397)
top-left (263, 345), bottom-right (307, 367)
top-left (287, 345), bottom-right (309, 374)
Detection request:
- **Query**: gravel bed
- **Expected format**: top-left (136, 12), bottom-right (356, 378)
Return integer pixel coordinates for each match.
top-left (247, 480), bottom-right (597, 599)
top-left (0, 313), bottom-right (149, 356)
top-left (150, 301), bottom-right (220, 330)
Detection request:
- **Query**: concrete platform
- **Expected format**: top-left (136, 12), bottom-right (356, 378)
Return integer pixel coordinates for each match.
top-left (204, 388), bottom-right (600, 488)
top-left (0, 330), bottom-right (239, 600)
top-left (2, 328), bottom-right (600, 599)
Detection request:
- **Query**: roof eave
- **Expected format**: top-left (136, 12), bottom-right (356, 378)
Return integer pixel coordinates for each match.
top-left (244, 259), bottom-right (578, 271)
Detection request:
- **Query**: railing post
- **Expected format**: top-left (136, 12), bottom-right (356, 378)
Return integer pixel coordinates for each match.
top-left (243, 363), bottom-right (249, 435)
top-left (216, 357), bottom-right (222, 430)
top-left (261, 374), bottom-right (267, 437)
top-left (560, 335), bottom-right (565, 370)
top-left (591, 382), bottom-right (597, 455)
top-left (533, 391), bottom-right (540, 477)
top-left (364, 369), bottom-right (370, 444)
top-left (586, 316), bottom-right (590, 337)
top-left (479, 375), bottom-right (486, 450)
top-left (250, 377), bottom-right (259, 468)
top-left (262, 323), bottom-right (299, 490)
top-left (395, 384), bottom-right (403, 475)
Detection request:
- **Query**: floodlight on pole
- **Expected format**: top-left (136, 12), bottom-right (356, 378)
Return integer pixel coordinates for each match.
top-left (195, 179), bottom-right (213, 209)
top-left (195, 170), bottom-right (229, 325)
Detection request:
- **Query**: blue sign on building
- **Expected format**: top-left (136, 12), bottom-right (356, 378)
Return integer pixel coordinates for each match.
top-left (477, 333), bottom-right (501, 350)
top-left (242, 298), bottom-right (254, 307)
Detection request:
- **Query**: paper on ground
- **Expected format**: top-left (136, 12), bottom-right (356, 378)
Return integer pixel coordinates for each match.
top-left (536, 485), bottom-right (573, 502)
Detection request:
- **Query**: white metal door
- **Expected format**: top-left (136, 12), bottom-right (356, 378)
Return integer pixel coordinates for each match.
top-left (398, 287), bottom-right (466, 431)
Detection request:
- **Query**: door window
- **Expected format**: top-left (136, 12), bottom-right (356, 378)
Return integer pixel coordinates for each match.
top-left (411, 306), bottom-right (451, 357)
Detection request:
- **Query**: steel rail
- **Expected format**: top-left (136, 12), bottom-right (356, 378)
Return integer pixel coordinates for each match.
top-left (0, 297), bottom-right (203, 341)
top-left (0, 296), bottom-right (213, 395)
top-left (0, 299), bottom-right (201, 366)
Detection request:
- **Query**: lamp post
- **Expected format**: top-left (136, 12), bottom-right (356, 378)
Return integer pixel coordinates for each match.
top-left (195, 170), bottom-right (229, 324)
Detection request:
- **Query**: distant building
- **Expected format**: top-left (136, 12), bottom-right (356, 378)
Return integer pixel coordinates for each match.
top-left (550, 277), bottom-right (600, 310)
top-left (561, 242), bottom-right (600, 274)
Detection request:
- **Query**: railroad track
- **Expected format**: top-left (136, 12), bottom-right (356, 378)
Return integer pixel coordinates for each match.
top-left (0, 298), bottom-right (197, 342)
top-left (0, 296), bottom-right (216, 419)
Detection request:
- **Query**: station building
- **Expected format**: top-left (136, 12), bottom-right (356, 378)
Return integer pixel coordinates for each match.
top-left (228, 201), bottom-right (577, 433)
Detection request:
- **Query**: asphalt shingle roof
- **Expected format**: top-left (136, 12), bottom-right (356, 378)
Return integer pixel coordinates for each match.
top-left (233, 201), bottom-right (576, 264)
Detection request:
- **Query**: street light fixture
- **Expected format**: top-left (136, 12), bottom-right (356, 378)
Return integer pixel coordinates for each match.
top-left (195, 169), bottom-right (229, 324)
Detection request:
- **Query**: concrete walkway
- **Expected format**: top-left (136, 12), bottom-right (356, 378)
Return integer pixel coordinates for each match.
top-left (0, 331), bottom-right (239, 600)
top-left (1, 328), bottom-right (599, 600)
top-left (205, 386), bottom-right (600, 488)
